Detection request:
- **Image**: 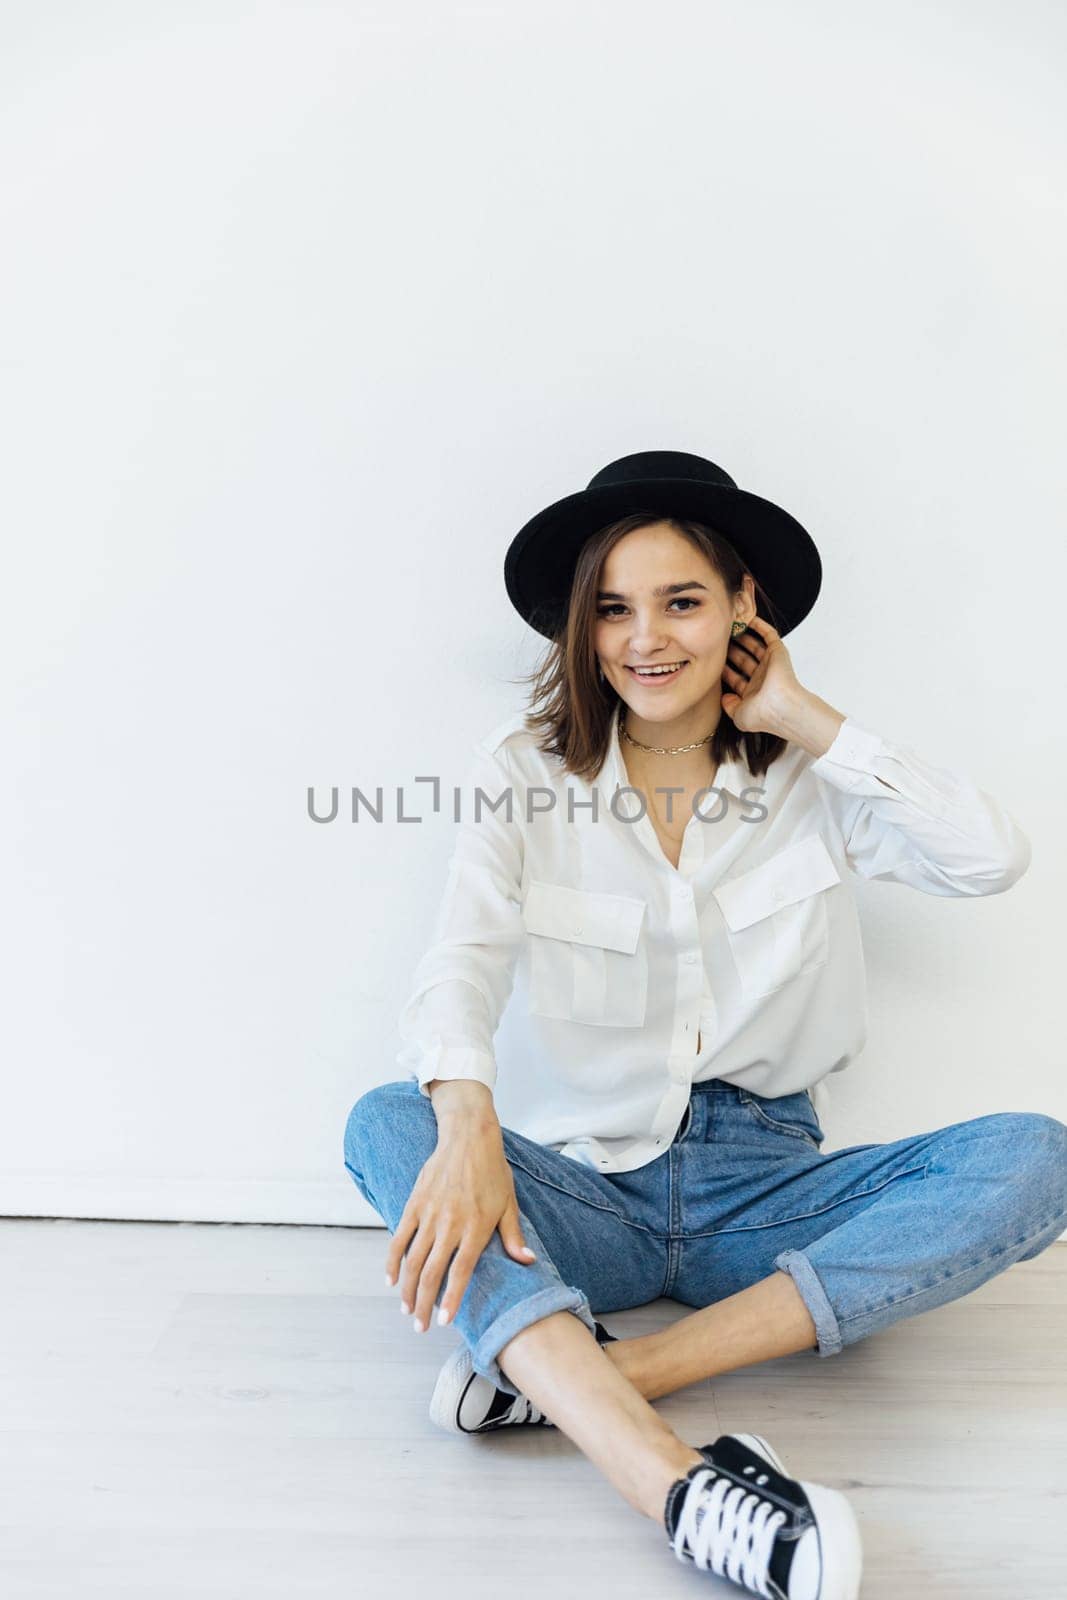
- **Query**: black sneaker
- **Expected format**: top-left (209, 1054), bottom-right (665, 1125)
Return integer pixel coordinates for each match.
top-left (429, 1319), bottom-right (618, 1434)
top-left (663, 1432), bottom-right (862, 1599)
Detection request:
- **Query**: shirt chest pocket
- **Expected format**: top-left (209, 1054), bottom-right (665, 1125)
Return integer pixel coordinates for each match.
top-left (712, 832), bottom-right (842, 1002)
top-left (521, 880), bottom-right (648, 1027)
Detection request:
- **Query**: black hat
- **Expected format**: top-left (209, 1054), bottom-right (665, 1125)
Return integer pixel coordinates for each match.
top-left (504, 450), bottom-right (822, 640)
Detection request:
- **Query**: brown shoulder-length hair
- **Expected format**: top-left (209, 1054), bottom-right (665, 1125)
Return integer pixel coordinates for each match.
top-left (512, 514), bottom-right (790, 784)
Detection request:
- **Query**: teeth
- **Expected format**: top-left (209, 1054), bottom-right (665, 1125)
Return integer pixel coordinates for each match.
top-left (633, 663), bottom-right (684, 676)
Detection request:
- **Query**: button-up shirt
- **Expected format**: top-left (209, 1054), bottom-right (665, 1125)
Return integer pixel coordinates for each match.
top-left (395, 702), bottom-right (1030, 1173)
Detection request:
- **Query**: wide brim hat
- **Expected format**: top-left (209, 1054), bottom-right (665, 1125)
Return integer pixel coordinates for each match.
top-left (504, 450), bottom-right (822, 640)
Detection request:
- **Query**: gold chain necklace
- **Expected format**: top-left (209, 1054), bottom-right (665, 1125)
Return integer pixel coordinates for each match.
top-left (620, 718), bottom-right (716, 756)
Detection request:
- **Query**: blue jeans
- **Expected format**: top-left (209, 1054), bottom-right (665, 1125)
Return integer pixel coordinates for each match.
top-left (343, 1078), bottom-right (1067, 1400)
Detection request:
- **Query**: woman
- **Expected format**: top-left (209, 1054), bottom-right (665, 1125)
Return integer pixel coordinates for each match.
top-left (343, 451), bottom-right (1066, 1598)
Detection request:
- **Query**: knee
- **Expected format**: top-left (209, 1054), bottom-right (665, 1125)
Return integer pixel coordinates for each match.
top-left (343, 1078), bottom-right (424, 1173)
top-left (985, 1112), bottom-right (1067, 1216)
top-left (988, 1110), bottom-right (1067, 1159)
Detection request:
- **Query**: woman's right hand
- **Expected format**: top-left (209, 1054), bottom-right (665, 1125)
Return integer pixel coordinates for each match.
top-left (384, 1099), bottom-right (537, 1333)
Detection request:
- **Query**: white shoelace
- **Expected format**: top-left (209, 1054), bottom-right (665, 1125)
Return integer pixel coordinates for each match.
top-left (672, 1466), bottom-right (787, 1595)
top-left (504, 1392), bottom-right (547, 1425)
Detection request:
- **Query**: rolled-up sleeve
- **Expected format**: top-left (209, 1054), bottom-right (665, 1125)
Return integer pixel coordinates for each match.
top-left (395, 738), bottom-right (526, 1098)
top-left (810, 718), bottom-right (1031, 895)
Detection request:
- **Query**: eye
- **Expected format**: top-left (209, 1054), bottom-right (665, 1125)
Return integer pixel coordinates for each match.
top-left (596, 598), bottom-right (700, 618)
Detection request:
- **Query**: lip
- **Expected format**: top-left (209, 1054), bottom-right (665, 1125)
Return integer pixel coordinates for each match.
top-left (624, 661), bottom-right (690, 685)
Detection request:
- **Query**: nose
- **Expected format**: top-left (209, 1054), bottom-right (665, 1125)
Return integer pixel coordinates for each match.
top-left (628, 610), bottom-right (672, 654)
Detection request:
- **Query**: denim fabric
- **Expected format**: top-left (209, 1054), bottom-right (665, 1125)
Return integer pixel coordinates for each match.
top-left (343, 1078), bottom-right (1067, 1399)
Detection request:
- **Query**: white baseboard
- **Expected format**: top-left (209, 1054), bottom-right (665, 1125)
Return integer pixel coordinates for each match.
top-left (0, 1175), bottom-right (383, 1227)
top-left (3, 1175), bottom-right (1064, 1246)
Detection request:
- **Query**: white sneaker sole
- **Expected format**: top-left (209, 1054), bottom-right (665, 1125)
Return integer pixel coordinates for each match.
top-left (730, 1433), bottom-right (863, 1600)
top-left (429, 1343), bottom-right (551, 1435)
top-left (428, 1343), bottom-right (479, 1434)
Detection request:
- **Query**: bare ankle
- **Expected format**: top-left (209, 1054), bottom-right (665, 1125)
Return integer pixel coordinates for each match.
top-left (638, 1440), bottom-right (705, 1524)
top-left (605, 1331), bottom-right (673, 1403)
top-left (604, 1335), bottom-right (649, 1396)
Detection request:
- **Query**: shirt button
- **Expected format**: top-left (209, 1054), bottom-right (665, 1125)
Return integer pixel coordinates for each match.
top-left (574, 924), bottom-right (583, 935)
top-left (773, 886), bottom-right (787, 903)
top-left (683, 951), bottom-right (699, 965)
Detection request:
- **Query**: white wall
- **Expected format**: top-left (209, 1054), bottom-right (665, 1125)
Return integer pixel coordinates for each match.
top-left (2, 1), bottom-right (1063, 1227)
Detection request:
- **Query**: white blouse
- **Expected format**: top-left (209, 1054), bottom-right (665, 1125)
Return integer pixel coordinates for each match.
top-left (395, 702), bottom-right (1030, 1174)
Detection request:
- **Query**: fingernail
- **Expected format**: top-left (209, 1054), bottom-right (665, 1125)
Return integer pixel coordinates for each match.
top-left (412, 1317), bottom-right (424, 1333)
top-left (385, 1273), bottom-right (395, 1286)
top-left (400, 1301), bottom-right (410, 1315)
top-left (437, 1307), bottom-right (451, 1326)
top-left (521, 1248), bottom-right (536, 1258)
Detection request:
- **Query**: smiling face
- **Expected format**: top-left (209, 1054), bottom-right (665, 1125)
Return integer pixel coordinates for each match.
top-left (593, 521), bottom-right (755, 737)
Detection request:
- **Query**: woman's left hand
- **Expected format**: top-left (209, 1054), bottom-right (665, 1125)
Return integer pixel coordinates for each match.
top-left (721, 615), bottom-right (805, 736)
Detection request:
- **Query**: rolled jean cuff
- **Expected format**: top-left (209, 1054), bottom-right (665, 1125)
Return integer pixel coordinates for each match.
top-left (774, 1248), bottom-right (843, 1358)
top-left (469, 1284), bottom-right (598, 1397)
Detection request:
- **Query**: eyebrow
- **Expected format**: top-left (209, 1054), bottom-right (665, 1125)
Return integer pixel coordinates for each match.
top-left (595, 580), bottom-right (709, 601)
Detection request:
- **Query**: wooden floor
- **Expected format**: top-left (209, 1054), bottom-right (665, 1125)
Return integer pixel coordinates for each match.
top-left (1, 1218), bottom-right (1063, 1599)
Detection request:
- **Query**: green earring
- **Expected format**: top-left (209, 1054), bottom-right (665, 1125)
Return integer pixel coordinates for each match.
top-left (731, 620), bottom-right (746, 635)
